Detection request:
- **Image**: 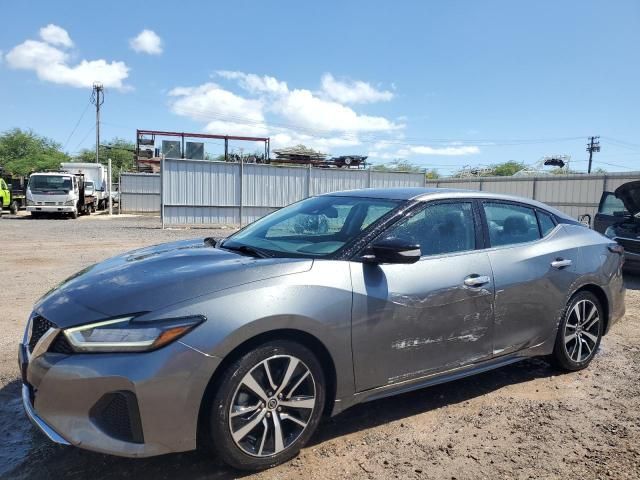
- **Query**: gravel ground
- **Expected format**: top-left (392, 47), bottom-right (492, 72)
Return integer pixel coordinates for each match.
top-left (0, 212), bottom-right (639, 480)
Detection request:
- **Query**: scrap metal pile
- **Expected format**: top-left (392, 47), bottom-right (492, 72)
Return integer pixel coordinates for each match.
top-left (272, 145), bottom-right (367, 168)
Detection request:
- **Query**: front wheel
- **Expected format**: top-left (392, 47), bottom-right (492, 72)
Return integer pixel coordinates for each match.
top-left (208, 340), bottom-right (325, 471)
top-left (552, 291), bottom-right (603, 371)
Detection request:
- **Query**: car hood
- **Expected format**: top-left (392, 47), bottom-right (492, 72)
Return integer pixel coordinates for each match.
top-left (35, 238), bottom-right (312, 328)
top-left (615, 181), bottom-right (640, 217)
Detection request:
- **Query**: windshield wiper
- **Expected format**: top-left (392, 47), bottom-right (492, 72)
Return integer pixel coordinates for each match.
top-left (220, 243), bottom-right (271, 258)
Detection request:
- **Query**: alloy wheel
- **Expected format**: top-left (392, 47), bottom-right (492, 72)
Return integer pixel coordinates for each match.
top-left (228, 354), bottom-right (316, 457)
top-left (564, 299), bottom-right (600, 363)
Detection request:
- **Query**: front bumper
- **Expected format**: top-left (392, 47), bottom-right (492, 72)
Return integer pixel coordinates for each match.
top-left (20, 337), bottom-right (220, 457)
top-left (27, 205), bottom-right (75, 213)
top-left (22, 384), bottom-right (70, 446)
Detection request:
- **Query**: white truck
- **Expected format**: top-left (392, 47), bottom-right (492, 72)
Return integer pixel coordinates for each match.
top-left (26, 172), bottom-right (96, 219)
top-left (60, 162), bottom-right (108, 210)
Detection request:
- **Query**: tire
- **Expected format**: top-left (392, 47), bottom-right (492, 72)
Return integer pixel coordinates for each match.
top-left (10, 201), bottom-right (18, 214)
top-left (208, 340), bottom-right (325, 471)
top-left (552, 291), bottom-right (604, 371)
top-left (70, 208), bottom-right (78, 219)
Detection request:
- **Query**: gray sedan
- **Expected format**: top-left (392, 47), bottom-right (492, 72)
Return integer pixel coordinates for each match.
top-left (19, 188), bottom-right (625, 470)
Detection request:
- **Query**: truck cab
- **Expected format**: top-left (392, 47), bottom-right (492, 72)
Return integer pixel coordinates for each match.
top-left (0, 178), bottom-right (9, 216)
top-left (26, 172), bottom-right (90, 219)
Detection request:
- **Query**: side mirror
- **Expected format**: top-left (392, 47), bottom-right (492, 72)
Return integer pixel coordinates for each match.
top-left (362, 237), bottom-right (421, 264)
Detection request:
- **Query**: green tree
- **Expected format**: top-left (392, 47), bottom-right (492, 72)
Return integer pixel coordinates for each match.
top-left (371, 159), bottom-right (425, 173)
top-left (487, 161), bottom-right (525, 176)
top-left (0, 128), bottom-right (70, 176)
top-left (76, 138), bottom-right (135, 181)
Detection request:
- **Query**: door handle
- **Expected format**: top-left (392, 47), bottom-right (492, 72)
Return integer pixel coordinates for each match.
top-left (551, 258), bottom-right (572, 269)
top-left (464, 274), bottom-right (491, 287)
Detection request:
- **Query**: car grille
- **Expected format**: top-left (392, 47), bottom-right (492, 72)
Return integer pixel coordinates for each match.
top-left (616, 238), bottom-right (640, 255)
top-left (50, 334), bottom-right (75, 354)
top-left (28, 315), bottom-right (56, 352)
top-left (28, 314), bottom-right (74, 354)
top-left (89, 391), bottom-right (144, 444)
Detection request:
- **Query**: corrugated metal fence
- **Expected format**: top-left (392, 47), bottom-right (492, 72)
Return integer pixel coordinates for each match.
top-left (426, 172), bottom-right (640, 220)
top-left (161, 158), bottom-right (425, 226)
top-left (120, 173), bottom-right (160, 214)
top-left (120, 163), bottom-right (640, 226)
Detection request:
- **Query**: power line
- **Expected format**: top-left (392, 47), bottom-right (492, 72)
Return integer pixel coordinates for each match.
top-left (72, 125), bottom-right (96, 153)
top-left (62, 101), bottom-right (91, 150)
top-left (600, 136), bottom-right (640, 151)
top-left (169, 104), bottom-right (587, 147)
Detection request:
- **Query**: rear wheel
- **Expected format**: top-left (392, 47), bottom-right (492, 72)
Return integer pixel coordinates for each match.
top-left (552, 291), bottom-right (603, 371)
top-left (10, 201), bottom-right (18, 214)
top-left (208, 340), bottom-right (325, 471)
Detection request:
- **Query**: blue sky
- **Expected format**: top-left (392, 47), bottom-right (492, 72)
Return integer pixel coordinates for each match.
top-left (1, 0), bottom-right (638, 175)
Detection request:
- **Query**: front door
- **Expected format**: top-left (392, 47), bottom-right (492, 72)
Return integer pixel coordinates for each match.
top-left (350, 200), bottom-right (495, 392)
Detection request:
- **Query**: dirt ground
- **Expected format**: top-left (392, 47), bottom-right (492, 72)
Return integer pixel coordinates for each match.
top-left (1, 212), bottom-right (639, 480)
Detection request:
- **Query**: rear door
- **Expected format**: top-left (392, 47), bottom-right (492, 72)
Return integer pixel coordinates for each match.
top-left (350, 200), bottom-right (495, 391)
top-left (481, 201), bottom-right (580, 356)
top-left (593, 192), bottom-right (628, 234)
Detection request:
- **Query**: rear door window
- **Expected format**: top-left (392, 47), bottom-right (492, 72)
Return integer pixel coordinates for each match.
top-left (536, 210), bottom-right (556, 236)
top-left (483, 202), bottom-right (541, 247)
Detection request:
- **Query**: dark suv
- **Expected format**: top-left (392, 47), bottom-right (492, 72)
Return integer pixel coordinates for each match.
top-left (593, 181), bottom-right (640, 270)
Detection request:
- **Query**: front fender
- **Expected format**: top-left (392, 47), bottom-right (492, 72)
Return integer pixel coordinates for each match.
top-left (151, 260), bottom-right (355, 401)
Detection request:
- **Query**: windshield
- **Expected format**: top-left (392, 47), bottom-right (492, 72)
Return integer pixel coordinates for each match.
top-left (28, 175), bottom-right (73, 193)
top-left (599, 193), bottom-right (627, 216)
top-left (222, 195), bottom-right (402, 258)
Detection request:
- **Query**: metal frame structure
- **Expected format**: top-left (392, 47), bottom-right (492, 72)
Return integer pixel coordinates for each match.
top-left (136, 129), bottom-right (270, 167)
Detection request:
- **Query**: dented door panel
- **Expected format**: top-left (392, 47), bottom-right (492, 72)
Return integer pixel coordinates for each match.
top-left (350, 251), bottom-right (495, 392)
top-left (488, 227), bottom-right (580, 356)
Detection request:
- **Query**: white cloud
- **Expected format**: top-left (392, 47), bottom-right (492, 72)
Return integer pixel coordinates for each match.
top-left (129, 29), bottom-right (163, 55)
top-left (168, 82), bottom-right (267, 136)
top-left (320, 73), bottom-right (394, 104)
top-left (270, 130), bottom-right (361, 152)
top-left (5, 27), bottom-right (130, 89)
top-left (402, 145), bottom-right (480, 156)
top-left (39, 24), bottom-right (73, 47)
top-left (169, 71), bottom-right (403, 153)
top-left (274, 88), bottom-right (401, 133)
top-left (217, 71), bottom-right (288, 95)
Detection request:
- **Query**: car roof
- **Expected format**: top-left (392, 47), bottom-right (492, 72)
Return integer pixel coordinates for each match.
top-left (323, 187), bottom-right (576, 221)
top-left (325, 187), bottom-right (462, 200)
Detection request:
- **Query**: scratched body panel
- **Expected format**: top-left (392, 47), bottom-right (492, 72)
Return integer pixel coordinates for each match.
top-left (488, 225), bottom-right (581, 356)
top-left (350, 250), bottom-right (494, 391)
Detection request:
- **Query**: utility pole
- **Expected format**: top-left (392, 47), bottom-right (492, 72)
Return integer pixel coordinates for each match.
top-left (91, 83), bottom-right (104, 164)
top-left (586, 136), bottom-right (600, 174)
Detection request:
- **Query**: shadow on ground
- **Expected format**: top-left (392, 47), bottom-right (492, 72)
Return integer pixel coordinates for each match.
top-left (0, 357), bottom-right (558, 480)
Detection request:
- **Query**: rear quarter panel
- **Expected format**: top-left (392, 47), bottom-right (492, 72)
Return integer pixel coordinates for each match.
top-left (569, 225), bottom-right (626, 330)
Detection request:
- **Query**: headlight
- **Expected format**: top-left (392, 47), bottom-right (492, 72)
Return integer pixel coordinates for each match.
top-left (63, 315), bottom-right (205, 353)
top-left (64, 199), bottom-right (76, 206)
top-left (604, 226), bottom-right (617, 239)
